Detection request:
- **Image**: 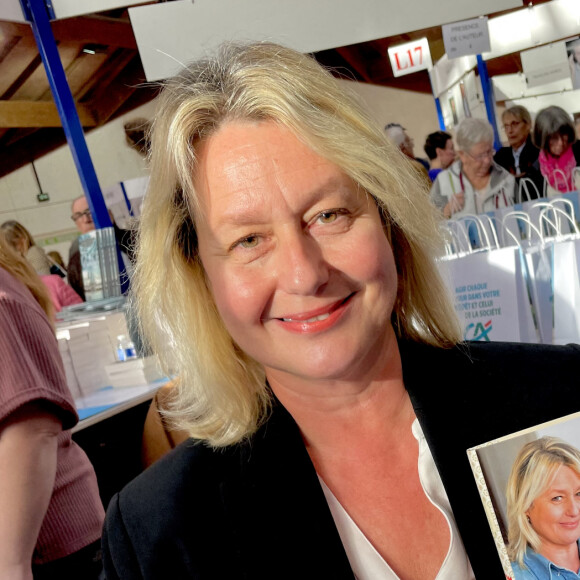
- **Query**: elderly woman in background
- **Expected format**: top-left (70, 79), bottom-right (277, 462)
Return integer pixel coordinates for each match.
top-left (0, 234), bottom-right (104, 579)
top-left (533, 106), bottom-right (580, 196)
top-left (507, 437), bottom-right (580, 579)
top-left (430, 117), bottom-right (515, 218)
top-left (494, 105), bottom-right (543, 199)
top-left (101, 42), bottom-right (580, 580)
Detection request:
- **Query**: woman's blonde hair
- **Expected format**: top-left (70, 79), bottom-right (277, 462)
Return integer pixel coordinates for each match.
top-left (134, 42), bottom-right (461, 447)
top-left (0, 220), bottom-right (35, 253)
top-left (506, 436), bottom-right (580, 567)
top-left (0, 232), bottom-right (53, 319)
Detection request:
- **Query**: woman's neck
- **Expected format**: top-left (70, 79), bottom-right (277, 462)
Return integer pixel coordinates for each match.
top-left (267, 328), bottom-right (412, 457)
top-left (464, 169), bottom-right (491, 191)
top-left (540, 541), bottom-right (580, 573)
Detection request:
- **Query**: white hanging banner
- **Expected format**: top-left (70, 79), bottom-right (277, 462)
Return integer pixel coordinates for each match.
top-left (442, 17), bottom-right (491, 59)
top-left (521, 42), bottom-right (570, 89)
top-left (388, 38), bottom-right (432, 77)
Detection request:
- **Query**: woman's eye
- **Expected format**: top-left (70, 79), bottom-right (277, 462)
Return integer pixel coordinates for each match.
top-left (552, 496), bottom-right (563, 502)
top-left (319, 211), bottom-right (338, 224)
top-left (316, 209), bottom-right (349, 225)
top-left (232, 235), bottom-right (259, 250)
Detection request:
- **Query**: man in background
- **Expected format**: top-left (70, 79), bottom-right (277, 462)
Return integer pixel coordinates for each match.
top-left (68, 196), bottom-right (134, 300)
top-left (68, 196), bottom-right (95, 300)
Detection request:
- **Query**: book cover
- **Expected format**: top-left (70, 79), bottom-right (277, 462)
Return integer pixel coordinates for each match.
top-left (467, 411), bottom-right (580, 579)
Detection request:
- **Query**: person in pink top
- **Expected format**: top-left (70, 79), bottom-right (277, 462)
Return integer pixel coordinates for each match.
top-left (0, 233), bottom-right (104, 580)
top-left (39, 274), bottom-right (83, 313)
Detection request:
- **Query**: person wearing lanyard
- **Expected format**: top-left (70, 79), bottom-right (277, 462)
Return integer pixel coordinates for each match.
top-left (430, 118), bottom-right (516, 219)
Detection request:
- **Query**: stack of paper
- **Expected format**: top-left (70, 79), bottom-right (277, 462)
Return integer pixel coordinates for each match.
top-left (67, 318), bottom-right (117, 395)
top-left (105, 355), bottom-right (165, 388)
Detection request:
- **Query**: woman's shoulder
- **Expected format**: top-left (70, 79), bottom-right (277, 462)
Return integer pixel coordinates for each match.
top-left (401, 340), bottom-right (580, 403)
top-left (0, 267), bottom-right (44, 316)
top-left (510, 559), bottom-right (537, 580)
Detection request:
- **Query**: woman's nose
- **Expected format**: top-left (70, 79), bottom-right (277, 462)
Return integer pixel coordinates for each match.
top-left (275, 230), bottom-right (329, 295)
top-left (568, 497), bottom-right (580, 516)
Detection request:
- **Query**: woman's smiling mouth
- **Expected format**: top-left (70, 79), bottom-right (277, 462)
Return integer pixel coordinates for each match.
top-left (272, 294), bottom-right (356, 333)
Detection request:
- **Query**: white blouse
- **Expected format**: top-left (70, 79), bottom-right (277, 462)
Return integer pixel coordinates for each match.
top-left (318, 419), bottom-right (475, 580)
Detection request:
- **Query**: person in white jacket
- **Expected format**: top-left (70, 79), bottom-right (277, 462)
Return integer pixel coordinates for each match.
top-left (430, 118), bottom-right (515, 219)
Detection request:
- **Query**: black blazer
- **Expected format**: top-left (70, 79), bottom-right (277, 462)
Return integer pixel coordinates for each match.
top-left (494, 137), bottom-right (543, 201)
top-left (102, 341), bottom-right (580, 579)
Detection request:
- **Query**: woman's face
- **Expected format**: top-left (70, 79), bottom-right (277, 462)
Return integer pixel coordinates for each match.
top-left (548, 132), bottom-right (570, 158)
top-left (195, 120), bottom-right (398, 384)
top-left (458, 140), bottom-right (494, 181)
top-left (502, 113), bottom-right (529, 149)
top-left (526, 465), bottom-right (580, 553)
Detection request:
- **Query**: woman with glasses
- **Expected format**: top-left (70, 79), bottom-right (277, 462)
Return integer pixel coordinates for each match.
top-left (494, 106), bottom-right (543, 200)
top-left (430, 118), bottom-right (515, 219)
top-left (533, 106), bottom-right (580, 196)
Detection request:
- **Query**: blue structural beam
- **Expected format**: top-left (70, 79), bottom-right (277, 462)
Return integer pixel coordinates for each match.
top-left (19, 0), bottom-right (112, 230)
top-left (20, 0), bottom-right (129, 294)
top-left (476, 54), bottom-right (502, 152)
top-left (434, 97), bottom-right (445, 131)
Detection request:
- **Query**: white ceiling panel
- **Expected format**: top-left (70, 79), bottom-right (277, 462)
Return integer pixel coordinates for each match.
top-left (50, 0), bottom-right (148, 20)
top-left (129, 0), bottom-right (521, 81)
top-left (0, 0), bottom-right (26, 23)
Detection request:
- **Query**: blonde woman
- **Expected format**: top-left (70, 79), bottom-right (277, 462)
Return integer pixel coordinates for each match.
top-left (101, 42), bottom-right (580, 580)
top-left (0, 220), bottom-right (51, 276)
top-left (0, 234), bottom-right (104, 579)
top-left (507, 437), bottom-right (580, 579)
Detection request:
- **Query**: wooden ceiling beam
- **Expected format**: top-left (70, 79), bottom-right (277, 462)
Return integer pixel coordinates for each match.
top-left (76, 48), bottom-right (136, 102)
top-left (51, 16), bottom-right (137, 50)
top-left (335, 46), bottom-right (373, 83)
top-left (0, 128), bottom-right (66, 178)
top-left (0, 101), bottom-right (97, 128)
top-left (0, 36), bottom-right (40, 99)
top-left (87, 54), bottom-right (145, 124)
top-left (0, 16), bottom-right (137, 49)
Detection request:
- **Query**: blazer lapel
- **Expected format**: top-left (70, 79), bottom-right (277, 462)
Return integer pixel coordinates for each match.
top-left (219, 403), bottom-right (355, 580)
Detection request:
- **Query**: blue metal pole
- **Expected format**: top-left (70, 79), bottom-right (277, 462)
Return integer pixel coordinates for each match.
top-left (20, 0), bottom-right (129, 294)
top-left (434, 97), bottom-right (445, 131)
top-left (19, 0), bottom-right (112, 230)
top-left (476, 54), bottom-right (501, 151)
top-left (120, 182), bottom-right (135, 217)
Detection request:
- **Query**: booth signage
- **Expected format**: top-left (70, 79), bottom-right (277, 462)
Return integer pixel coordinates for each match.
top-left (521, 42), bottom-right (570, 89)
top-left (388, 38), bottom-right (432, 77)
top-left (442, 17), bottom-right (491, 59)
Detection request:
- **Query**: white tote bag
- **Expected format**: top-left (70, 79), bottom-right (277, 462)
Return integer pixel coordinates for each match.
top-left (523, 242), bottom-right (554, 345)
top-left (439, 246), bottom-right (538, 343)
top-left (553, 237), bottom-right (580, 345)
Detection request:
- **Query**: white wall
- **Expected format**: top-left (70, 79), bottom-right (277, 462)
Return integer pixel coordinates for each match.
top-left (0, 82), bottom-right (439, 259)
top-left (338, 79), bottom-right (439, 159)
top-left (0, 100), bottom-right (155, 258)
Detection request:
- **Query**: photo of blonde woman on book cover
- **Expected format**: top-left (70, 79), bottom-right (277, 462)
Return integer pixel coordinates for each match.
top-left (469, 414), bottom-right (580, 580)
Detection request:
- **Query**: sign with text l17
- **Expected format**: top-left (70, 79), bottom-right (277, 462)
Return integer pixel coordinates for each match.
top-left (388, 38), bottom-right (432, 77)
